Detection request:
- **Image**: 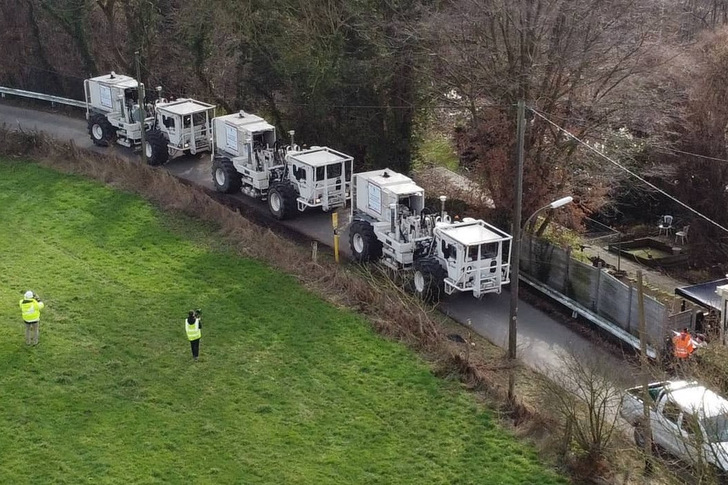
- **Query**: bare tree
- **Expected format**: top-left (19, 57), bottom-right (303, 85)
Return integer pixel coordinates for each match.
top-left (642, 28), bottom-right (728, 269)
top-left (538, 349), bottom-right (627, 478)
top-left (424, 0), bottom-right (656, 230)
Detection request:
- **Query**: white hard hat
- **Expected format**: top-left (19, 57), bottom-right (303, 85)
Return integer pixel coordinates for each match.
top-left (24, 290), bottom-right (34, 299)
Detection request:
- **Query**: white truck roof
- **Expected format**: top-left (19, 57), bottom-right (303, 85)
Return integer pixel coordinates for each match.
top-left (288, 147), bottom-right (352, 167)
top-left (356, 169), bottom-right (424, 195)
top-left (667, 381), bottom-right (728, 418)
top-left (216, 111), bottom-right (275, 133)
top-left (438, 220), bottom-right (511, 246)
top-left (88, 73), bottom-right (138, 90)
top-left (157, 99), bottom-right (215, 116)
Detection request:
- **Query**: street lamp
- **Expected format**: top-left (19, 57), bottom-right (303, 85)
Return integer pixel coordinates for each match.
top-left (522, 197), bottom-right (574, 230)
top-left (507, 195), bottom-right (573, 402)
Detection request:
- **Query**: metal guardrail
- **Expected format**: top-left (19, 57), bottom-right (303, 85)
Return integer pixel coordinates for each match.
top-left (0, 86), bottom-right (85, 109)
top-left (520, 273), bottom-right (658, 359)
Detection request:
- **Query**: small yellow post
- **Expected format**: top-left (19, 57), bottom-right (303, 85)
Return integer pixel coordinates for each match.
top-left (332, 212), bottom-right (340, 263)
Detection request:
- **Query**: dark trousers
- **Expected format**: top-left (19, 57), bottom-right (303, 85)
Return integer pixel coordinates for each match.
top-left (190, 338), bottom-right (200, 358)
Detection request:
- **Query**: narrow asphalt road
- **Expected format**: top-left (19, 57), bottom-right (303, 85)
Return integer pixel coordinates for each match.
top-left (0, 101), bottom-right (637, 383)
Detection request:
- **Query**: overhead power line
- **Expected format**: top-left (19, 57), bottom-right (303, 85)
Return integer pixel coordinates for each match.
top-left (657, 147), bottom-right (728, 163)
top-left (529, 106), bottom-right (728, 235)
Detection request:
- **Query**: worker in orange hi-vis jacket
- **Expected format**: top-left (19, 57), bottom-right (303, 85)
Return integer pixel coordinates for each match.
top-left (672, 328), bottom-right (695, 360)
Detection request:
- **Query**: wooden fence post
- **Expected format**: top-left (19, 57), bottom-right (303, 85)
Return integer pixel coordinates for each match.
top-left (564, 246), bottom-right (571, 295)
top-left (594, 268), bottom-right (602, 313)
top-left (626, 281), bottom-right (634, 334)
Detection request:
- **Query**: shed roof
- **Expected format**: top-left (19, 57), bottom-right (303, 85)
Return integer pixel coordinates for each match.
top-left (675, 278), bottom-right (728, 312)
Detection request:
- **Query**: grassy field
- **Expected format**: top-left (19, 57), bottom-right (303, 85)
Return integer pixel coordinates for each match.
top-left (0, 160), bottom-right (566, 484)
top-left (415, 133), bottom-right (460, 171)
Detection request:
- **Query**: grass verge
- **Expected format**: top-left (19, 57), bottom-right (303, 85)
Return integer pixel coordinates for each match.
top-left (0, 157), bottom-right (566, 483)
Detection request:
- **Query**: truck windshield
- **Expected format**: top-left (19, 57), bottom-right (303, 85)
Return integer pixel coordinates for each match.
top-left (315, 163), bottom-right (343, 181)
top-left (702, 413), bottom-right (728, 443)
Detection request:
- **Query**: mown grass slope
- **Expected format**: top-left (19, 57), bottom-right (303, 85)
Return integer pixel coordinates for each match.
top-left (0, 160), bottom-right (565, 484)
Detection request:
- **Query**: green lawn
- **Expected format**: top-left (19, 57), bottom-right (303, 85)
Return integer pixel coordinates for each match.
top-left (0, 160), bottom-right (566, 484)
top-left (415, 133), bottom-right (460, 171)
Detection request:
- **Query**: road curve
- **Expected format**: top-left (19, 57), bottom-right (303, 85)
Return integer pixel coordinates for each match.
top-left (0, 101), bottom-right (636, 382)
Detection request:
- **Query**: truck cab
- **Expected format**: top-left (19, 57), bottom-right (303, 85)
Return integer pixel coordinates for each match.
top-left (154, 99), bottom-right (216, 156)
top-left (284, 147), bottom-right (352, 213)
top-left (434, 219), bottom-right (512, 298)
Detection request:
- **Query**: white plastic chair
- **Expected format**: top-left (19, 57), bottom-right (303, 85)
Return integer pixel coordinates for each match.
top-left (658, 215), bottom-right (673, 236)
top-left (675, 225), bottom-right (689, 245)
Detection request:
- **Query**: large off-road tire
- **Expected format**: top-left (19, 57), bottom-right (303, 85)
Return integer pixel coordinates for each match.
top-left (211, 157), bottom-right (242, 193)
top-left (88, 114), bottom-right (115, 147)
top-left (268, 182), bottom-right (298, 220)
top-left (412, 256), bottom-right (447, 302)
top-left (349, 220), bottom-right (383, 263)
top-left (144, 129), bottom-right (169, 166)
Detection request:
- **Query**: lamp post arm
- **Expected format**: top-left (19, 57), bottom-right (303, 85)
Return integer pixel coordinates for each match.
top-left (521, 196), bottom-right (573, 239)
top-left (521, 205), bottom-right (551, 239)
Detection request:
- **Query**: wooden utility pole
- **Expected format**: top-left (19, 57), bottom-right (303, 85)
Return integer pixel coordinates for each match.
top-left (135, 51), bottom-right (147, 165)
top-left (507, 99), bottom-right (526, 403)
top-left (637, 271), bottom-right (653, 474)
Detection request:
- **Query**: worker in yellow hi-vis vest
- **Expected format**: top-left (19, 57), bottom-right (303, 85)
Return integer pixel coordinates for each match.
top-left (19, 290), bottom-right (45, 346)
top-left (185, 309), bottom-right (202, 361)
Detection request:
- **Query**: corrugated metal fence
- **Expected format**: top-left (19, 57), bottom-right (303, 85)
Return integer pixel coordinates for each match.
top-left (522, 236), bottom-right (669, 346)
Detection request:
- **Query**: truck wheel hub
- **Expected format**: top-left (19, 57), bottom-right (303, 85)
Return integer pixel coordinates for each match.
top-left (414, 271), bottom-right (425, 292)
top-left (270, 192), bottom-right (281, 212)
top-left (214, 168), bottom-right (226, 186)
top-left (353, 233), bottom-right (364, 253)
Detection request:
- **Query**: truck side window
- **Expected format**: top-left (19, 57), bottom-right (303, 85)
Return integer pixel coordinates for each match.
top-left (662, 400), bottom-right (682, 425)
top-left (441, 242), bottom-right (457, 261)
top-left (193, 112), bottom-right (206, 127)
top-left (293, 165), bottom-right (306, 182)
top-left (481, 243), bottom-right (497, 260)
top-left (326, 163), bottom-right (342, 179)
